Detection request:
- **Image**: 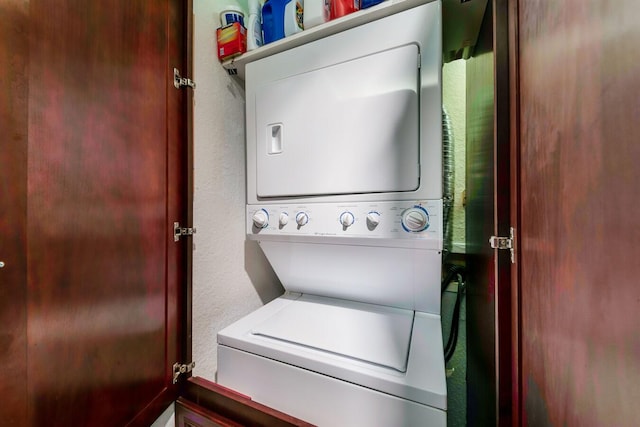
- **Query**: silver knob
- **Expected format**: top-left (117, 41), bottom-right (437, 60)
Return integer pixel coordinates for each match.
top-left (0, 261), bottom-right (4, 268)
top-left (279, 212), bottom-right (289, 227)
top-left (252, 209), bottom-right (269, 228)
top-left (296, 212), bottom-right (309, 226)
top-left (401, 207), bottom-right (429, 232)
top-left (340, 212), bottom-right (355, 228)
top-left (366, 212), bottom-right (381, 228)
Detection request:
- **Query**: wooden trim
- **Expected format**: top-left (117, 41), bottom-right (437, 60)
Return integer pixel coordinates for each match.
top-left (507, 0), bottom-right (521, 425)
top-left (176, 397), bottom-right (244, 427)
top-left (184, 0), bottom-right (195, 373)
top-left (464, 4), bottom-right (498, 424)
top-left (181, 377), bottom-right (316, 427)
top-left (493, 0), bottom-right (514, 424)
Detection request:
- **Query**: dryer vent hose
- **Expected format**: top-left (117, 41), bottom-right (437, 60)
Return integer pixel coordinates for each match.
top-left (442, 106), bottom-right (455, 255)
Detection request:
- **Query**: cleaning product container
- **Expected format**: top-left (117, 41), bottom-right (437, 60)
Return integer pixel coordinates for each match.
top-left (360, 0), bottom-right (384, 9)
top-left (304, 0), bottom-right (328, 29)
top-left (329, 0), bottom-right (358, 20)
top-left (220, 4), bottom-right (245, 27)
top-left (247, 0), bottom-right (264, 50)
top-left (217, 22), bottom-right (247, 61)
top-left (262, 0), bottom-right (304, 44)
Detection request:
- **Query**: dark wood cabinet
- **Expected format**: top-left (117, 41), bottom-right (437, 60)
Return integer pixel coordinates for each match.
top-left (511, 0), bottom-right (640, 425)
top-left (0, 0), bottom-right (188, 424)
top-left (3, 0), bottom-right (639, 426)
top-left (0, 1), bottom-right (29, 423)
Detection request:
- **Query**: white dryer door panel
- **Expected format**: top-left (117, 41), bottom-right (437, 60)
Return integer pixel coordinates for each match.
top-left (254, 44), bottom-right (420, 198)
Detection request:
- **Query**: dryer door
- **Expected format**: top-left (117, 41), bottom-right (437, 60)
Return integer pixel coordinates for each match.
top-left (254, 44), bottom-right (420, 198)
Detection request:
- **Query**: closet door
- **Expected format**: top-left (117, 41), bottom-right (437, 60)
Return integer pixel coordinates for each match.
top-left (0, 0), bottom-right (189, 425)
top-left (514, 0), bottom-right (640, 425)
top-left (0, 1), bottom-right (29, 423)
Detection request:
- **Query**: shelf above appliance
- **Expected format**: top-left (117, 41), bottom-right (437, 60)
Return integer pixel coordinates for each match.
top-left (221, 0), bottom-right (435, 80)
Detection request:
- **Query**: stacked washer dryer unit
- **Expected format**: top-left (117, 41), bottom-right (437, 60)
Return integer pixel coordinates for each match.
top-left (217, 1), bottom-right (445, 425)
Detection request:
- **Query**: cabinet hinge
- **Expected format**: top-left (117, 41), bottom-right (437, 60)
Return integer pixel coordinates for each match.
top-left (173, 68), bottom-right (195, 89)
top-left (489, 227), bottom-right (515, 264)
top-left (172, 361), bottom-right (195, 384)
top-left (174, 222), bottom-right (196, 242)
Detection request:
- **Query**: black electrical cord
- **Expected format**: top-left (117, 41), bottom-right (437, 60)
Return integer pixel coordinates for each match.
top-left (441, 266), bottom-right (466, 364)
top-left (441, 264), bottom-right (465, 294)
top-left (444, 274), bottom-right (465, 363)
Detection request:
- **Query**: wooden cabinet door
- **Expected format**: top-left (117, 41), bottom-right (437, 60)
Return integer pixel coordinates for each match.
top-left (0, 1), bottom-right (29, 423)
top-left (0, 0), bottom-right (189, 425)
top-left (465, 1), bottom-right (514, 425)
top-left (513, 0), bottom-right (640, 425)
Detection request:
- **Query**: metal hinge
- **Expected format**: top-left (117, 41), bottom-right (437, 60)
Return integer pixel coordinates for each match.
top-left (173, 68), bottom-right (195, 89)
top-left (172, 362), bottom-right (195, 384)
top-left (174, 222), bottom-right (196, 242)
top-left (489, 227), bottom-right (515, 264)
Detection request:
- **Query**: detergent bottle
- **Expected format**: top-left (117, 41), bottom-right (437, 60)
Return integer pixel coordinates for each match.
top-left (329, 0), bottom-right (358, 20)
top-left (246, 0), bottom-right (263, 50)
top-left (304, 0), bottom-right (328, 29)
top-left (262, 0), bottom-right (304, 44)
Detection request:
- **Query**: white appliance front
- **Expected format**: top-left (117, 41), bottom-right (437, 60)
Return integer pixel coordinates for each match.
top-left (218, 293), bottom-right (447, 426)
top-left (245, 0), bottom-right (442, 204)
top-left (255, 44), bottom-right (420, 198)
top-left (246, 200), bottom-right (443, 313)
top-left (218, 346), bottom-right (447, 427)
top-left (218, 1), bottom-right (445, 425)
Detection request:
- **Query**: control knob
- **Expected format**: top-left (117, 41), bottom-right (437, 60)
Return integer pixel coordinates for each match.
top-left (339, 212), bottom-right (355, 228)
top-left (279, 212), bottom-right (289, 227)
top-left (401, 206), bottom-right (429, 232)
top-left (252, 209), bottom-right (269, 229)
top-left (295, 212), bottom-right (309, 226)
top-left (366, 211), bottom-right (381, 228)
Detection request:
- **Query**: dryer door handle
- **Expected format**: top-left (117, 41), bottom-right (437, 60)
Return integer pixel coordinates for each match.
top-left (267, 123), bottom-right (283, 155)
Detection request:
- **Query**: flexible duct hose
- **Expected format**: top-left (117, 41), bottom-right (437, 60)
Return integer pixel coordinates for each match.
top-left (442, 106), bottom-right (455, 256)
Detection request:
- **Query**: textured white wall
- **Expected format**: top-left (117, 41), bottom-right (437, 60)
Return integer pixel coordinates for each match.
top-left (191, 0), bottom-right (283, 381)
top-left (442, 59), bottom-right (466, 253)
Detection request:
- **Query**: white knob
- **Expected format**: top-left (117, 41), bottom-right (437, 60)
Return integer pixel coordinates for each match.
top-left (0, 261), bottom-right (4, 268)
top-left (252, 209), bottom-right (269, 228)
top-left (279, 212), bottom-right (289, 227)
top-left (296, 212), bottom-right (309, 226)
top-left (366, 212), bottom-right (381, 228)
top-left (340, 212), bottom-right (355, 228)
top-left (401, 207), bottom-right (429, 232)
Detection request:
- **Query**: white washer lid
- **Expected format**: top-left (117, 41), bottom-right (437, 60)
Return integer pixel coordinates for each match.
top-left (218, 294), bottom-right (448, 409)
top-left (251, 294), bottom-right (414, 372)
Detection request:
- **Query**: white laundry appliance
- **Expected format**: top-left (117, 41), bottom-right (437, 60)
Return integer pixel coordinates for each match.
top-left (217, 1), bottom-right (445, 425)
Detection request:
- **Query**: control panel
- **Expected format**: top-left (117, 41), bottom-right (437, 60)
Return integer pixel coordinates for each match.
top-left (246, 200), bottom-right (442, 244)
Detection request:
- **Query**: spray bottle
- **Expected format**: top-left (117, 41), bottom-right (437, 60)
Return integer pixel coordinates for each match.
top-left (247, 0), bottom-right (263, 51)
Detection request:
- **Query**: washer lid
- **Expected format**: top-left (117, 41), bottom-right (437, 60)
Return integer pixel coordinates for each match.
top-left (251, 294), bottom-right (414, 372)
